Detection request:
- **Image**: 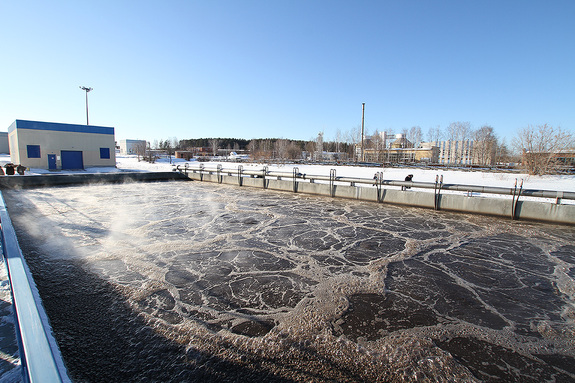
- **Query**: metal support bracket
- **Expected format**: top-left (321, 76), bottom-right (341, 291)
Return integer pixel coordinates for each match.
top-left (511, 178), bottom-right (523, 220)
top-left (434, 175), bottom-right (443, 210)
top-left (293, 167), bottom-right (299, 193)
top-left (217, 164), bottom-right (222, 184)
top-left (375, 172), bottom-right (383, 202)
top-left (329, 169), bottom-right (336, 197)
top-left (237, 165), bottom-right (243, 186)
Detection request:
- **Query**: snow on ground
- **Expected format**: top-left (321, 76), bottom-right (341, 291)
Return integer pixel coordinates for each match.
top-left (1, 154), bottom-right (573, 204)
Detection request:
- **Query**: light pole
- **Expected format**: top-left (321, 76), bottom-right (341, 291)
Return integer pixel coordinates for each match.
top-left (361, 102), bottom-right (365, 162)
top-left (79, 86), bottom-right (93, 125)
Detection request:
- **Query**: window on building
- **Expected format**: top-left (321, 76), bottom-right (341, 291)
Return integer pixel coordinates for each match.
top-left (100, 148), bottom-right (111, 159)
top-left (27, 145), bottom-right (41, 158)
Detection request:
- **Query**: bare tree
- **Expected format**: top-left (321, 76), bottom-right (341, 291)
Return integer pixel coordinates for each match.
top-left (427, 125), bottom-right (442, 145)
top-left (513, 124), bottom-right (574, 175)
top-left (369, 130), bottom-right (385, 162)
top-left (345, 125), bottom-right (362, 162)
top-left (286, 142), bottom-right (302, 160)
top-left (208, 138), bottom-right (221, 157)
top-left (473, 125), bottom-right (497, 166)
top-left (274, 139), bottom-right (290, 161)
top-left (495, 138), bottom-right (512, 166)
top-left (447, 121), bottom-right (473, 165)
top-left (134, 141), bottom-right (147, 162)
top-left (146, 142), bottom-right (156, 163)
top-left (408, 126), bottom-right (423, 148)
top-left (171, 137), bottom-right (179, 151)
top-left (304, 141), bottom-right (315, 161)
top-left (315, 132), bottom-right (324, 161)
top-left (247, 140), bottom-right (259, 160)
top-left (401, 128), bottom-right (408, 139)
top-left (166, 140), bottom-right (174, 163)
top-left (335, 129), bottom-right (342, 153)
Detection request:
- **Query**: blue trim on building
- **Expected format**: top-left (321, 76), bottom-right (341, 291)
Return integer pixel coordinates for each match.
top-left (8, 120), bottom-right (114, 135)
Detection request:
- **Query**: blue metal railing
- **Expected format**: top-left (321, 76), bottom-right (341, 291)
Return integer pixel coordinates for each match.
top-left (0, 192), bottom-right (70, 383)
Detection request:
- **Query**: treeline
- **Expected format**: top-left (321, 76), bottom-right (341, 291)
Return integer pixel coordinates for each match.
top-left (179, 138), bottom-right (251, 151)
top-left (153, 122), bottom-right (573, 175)
top-left (176, 137), bottom-right (352, 160)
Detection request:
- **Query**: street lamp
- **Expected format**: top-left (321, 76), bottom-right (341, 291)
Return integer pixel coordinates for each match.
top-left (79, 86), bottom-right (93, 125)
top-left (361, 102), bottom-right (365, 162)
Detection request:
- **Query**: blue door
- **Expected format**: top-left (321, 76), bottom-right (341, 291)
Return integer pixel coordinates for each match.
top-left (48, 154), bottom-right (57, 170)
top-left (61, 151), bottom-right (84, 170)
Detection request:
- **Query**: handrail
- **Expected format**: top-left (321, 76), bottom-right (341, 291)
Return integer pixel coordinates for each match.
top-left (175, 164), bottom-right (575, 201)
top-left (0, 192), bottom-right (70, 383)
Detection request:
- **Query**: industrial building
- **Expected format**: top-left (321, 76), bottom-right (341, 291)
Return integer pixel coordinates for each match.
top-left (0, 132), bottom-right (9, 154)
top-left (8, 120), bottom-right (116, 170)
top-left (119, 139), bottom-right (147, 155)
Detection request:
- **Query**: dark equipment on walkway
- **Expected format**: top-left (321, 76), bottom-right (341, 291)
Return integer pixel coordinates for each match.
top-left (402, 174), bottom-right (413, 190)
top-left (4, 163), bottom-right (15, 175)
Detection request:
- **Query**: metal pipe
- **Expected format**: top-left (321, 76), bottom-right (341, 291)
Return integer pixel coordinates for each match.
top-left (178, 165), bottom-right (575, 201)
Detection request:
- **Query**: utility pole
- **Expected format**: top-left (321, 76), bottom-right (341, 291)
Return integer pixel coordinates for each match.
top-left (361, 102), bottom-right (365, 162)
top-left (79, 86), bottom-right (93, 125)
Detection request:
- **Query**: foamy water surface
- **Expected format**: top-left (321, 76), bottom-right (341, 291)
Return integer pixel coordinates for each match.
top-left (4, 180), bottom-right (575, 382)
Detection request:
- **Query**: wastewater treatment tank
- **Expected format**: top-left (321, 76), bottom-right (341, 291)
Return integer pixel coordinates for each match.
top-left (2, 180), bottom-right (575, 382)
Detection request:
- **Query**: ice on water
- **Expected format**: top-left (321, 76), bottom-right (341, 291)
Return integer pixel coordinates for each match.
top-left (4, 181), bottom-right (575, 382)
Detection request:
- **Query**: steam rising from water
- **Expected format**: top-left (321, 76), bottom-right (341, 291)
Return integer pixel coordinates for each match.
top-left (4, 181), bottom-right (575, 382)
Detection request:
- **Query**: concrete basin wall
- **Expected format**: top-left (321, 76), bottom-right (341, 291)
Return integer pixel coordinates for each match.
top-left (0, 172), bottom-right (187, 189)
top-left (185, 171), bottom-right (575, 225)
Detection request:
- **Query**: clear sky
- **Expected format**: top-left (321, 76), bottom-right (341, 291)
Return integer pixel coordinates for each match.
top-left (1, 1), bottom-right (574, 144)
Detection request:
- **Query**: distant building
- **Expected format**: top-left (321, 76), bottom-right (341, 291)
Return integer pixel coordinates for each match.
top-left (357, 134), bottom-right (438, 164)
top-left (390, 134), bottom-right (414, 149)
top-left (554, 149), bottom-right (575, 166)
top-left (119, 139), bottom-right (147, 155)
top-left (8, 120), bottom-right (115, 170)
top-left (321, 152), bottom-right (348, 162)
top-left (435, 140), bottom-right (474, 165)
top-left (363, 146), bottom-right (439, 163)
top-left (175, 151), bottom-right (194, 160)
top-left (0, 132), bottom-right (9, 154)
top-left (175, 147), bottom-right (214, 159)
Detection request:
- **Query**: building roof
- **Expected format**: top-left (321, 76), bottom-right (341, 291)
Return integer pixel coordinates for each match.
top-left (9, 120), bottom-right (114, 135)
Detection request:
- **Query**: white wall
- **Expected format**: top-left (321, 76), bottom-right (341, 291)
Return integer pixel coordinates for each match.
top-left (0, 132), bottom-right (9, 154)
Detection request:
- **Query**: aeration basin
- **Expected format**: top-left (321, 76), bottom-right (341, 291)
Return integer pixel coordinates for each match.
top-left (1, 178), bottom-right (574, 382)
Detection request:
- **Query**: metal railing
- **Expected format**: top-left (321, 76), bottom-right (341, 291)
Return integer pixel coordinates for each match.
top-left (174, 163), bottom-right (575, 202)
top-left (0, 193), bottom-right (70, 383)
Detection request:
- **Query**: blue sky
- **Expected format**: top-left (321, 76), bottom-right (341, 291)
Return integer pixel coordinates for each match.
top-left (1, 1), bottom-right (574, 144)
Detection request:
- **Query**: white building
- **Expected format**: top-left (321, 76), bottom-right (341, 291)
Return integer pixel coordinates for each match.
top-left (119, 139), bottom-right (147, 155)
top-left (436, 140), bottom-right (474, 165)
top-left (0, 132), bottom-right (9, 154)
top-left (8, 120), bottom-right (116, 170)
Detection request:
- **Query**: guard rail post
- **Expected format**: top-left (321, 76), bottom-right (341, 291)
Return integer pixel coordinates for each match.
top-left (293, 167), bottom-right (299, 193)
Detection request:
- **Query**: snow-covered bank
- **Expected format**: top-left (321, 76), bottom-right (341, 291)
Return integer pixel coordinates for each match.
top-left (119, 156), bottom-right (575, 194)
top-left (2, 154), bottom-right (573, 203)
